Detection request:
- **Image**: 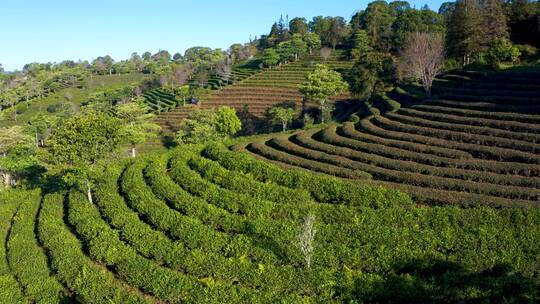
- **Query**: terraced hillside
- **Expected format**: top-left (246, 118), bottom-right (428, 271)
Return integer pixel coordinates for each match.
top-left (143, 60), bottom-right (262, 113)
top-left (1, 144), bottom-right (538, 303)
top-left (156, 51), bottom-right (354, 134)
top-left (235, 70), bottom-right (540, 207)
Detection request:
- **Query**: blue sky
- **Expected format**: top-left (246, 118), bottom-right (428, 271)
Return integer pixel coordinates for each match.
top-left (0, 0), bottom-right (446, 71)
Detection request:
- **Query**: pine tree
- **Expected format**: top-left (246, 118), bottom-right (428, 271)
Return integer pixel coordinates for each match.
top-left (446, 0), bottom-right (484, 64)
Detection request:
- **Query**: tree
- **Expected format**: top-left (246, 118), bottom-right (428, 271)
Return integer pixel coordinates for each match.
top-left (320, 47), bottom-right (332, 61)
top-left (350, 52), bottom-right (394, 100)
top-left (481, 0), bottom-right (509, 45)
top-left (268, 105), bottom-right (296, 131)
top-left (115, 102), bottom-right (161, 157)
top-left (397, 32), bottom-right (445, 97)
top-left (299, 64), bottom-right (348, 123)
top-left (277, 41), bottom-right (296, 63)
top-left (392, 8), bottom-right (445, 50)
top-left (46, 110), bottom-right (123, 203)
top-left (28, 112), bottom-right (55, 147)
top-left (291, 34), bottom-right (308, 61)
top-left (216, 58), bottom-right (233, 86)
top-left (297, 214), bottom-right (317, 269)
top-left (356, 1), bottom-right (397, 52)
top-left (328, 17), bottom-right (350, 49)
top-left (485, 38), bottom-right (521, 67)
top-left (174, 106), bottom-right (241, 145)
top-left (0, 126), bottom-right (35, 188)
top-left (350, 30), bottom-right (371, 59)
top-left (214, 106), bottom-right (242, 137)
top-left (304, 32), bottom-right (322, 55)
top-left (446, 0), bottom-right (484, 64)
top-left (289, 17), bottom-right (309, 36)
top-left (262, 49), bottom-right (280, 68)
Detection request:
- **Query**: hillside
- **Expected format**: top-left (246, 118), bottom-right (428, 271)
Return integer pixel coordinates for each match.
top-left (155, 51), bottom-right (354, 134)
top-left (234, 70), bottom-right (540, 208)
top-left (1, 73), bottom-right (147, 127)
top-left (0, 143), bottom-right (538, 303)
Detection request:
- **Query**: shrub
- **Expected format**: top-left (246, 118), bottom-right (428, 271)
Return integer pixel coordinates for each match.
top-left (486, 38), bottom-right (521, 67)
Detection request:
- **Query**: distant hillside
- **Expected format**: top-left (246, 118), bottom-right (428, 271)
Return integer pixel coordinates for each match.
top-left (155, 50), bottom-right (355, 134)
top-left (1, 73), bottom-right (147, 127)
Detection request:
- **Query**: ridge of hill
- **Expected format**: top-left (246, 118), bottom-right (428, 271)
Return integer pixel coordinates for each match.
top-left (155, 50), bottom-right (355, 134)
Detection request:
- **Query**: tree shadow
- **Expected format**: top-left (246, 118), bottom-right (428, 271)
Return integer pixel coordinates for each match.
top-left (344, 258), bottom-right (539, 303)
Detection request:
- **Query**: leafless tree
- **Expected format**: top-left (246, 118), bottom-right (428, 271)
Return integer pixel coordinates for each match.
top-left (397, 32), bottom-right (445, 97)
top-left (320, 47), bottom-right (332, 61)
top-left (173, 65), bottom-right (192, 86)
top-left (216, 58), bottom-right (233, 86)
top-left (297, 214), bottom-right (317, 269)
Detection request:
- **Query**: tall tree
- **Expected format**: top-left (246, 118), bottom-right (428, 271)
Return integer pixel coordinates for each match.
top-left (357, 1), bottom-right (397, 52)
top-left (299, 64), bottom-right (349, 123)
top-left (291, 34), bottom-right (309, 61)
top-left (446, 0), bottom-right (484, 64)
top-left (328, 17), bottom-right (350, 49)
top-left (350, 30), bottom-right (372, 59)
top-left (46, 110), bottom-right (123, 203)
top-left (289, 17), bottom-right (309, 36)
top-left (481, 0), bottom-right (509, 45)
top-left (350, 52), bottom-right (394, 100)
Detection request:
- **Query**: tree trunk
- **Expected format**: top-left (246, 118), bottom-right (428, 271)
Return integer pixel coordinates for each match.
top-left (86, 178), bottom-right (93, 203)
top-left (282, 121), bottom-right (287, 132)
top-left (1, 172), bottom-right (15, 187)
top-left (320, 103), bottom-right (325, 124)
top-left (131, 146), bottom-right (137, 158)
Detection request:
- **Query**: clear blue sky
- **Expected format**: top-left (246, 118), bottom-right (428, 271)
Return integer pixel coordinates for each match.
top-left (0, 0), bottom-right (446, 71)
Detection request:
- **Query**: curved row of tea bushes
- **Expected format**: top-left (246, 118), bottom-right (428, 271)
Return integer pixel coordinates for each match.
top-left (122, 160), bottom-right (263, 258)
top-left (412, 104), bottom-right (540, 125)
top-left (294, 128), bottom-right (540, 189)
top-left (66, 189), bottom-right (261, 303)
top-left (266, 133), bottom-right (540, 202)
top-left (371, 115), bottom-right (540, 164)
top-left (6, 190), bottom-right (68, 303)
top-left (338, 123), bottom-right (540, 177)
top-left (171, 150), bottom-right (379, 224)
top-left (0, 193), bottom-right (26, 302)
top-left (37, 193), bottom-right (152, 303)
top-left (208, 144), bottom-right (413, 208)
top-left (385, 112), bottom-right (540, 154)
top-left (399, 107), bottom-right (540, 140)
